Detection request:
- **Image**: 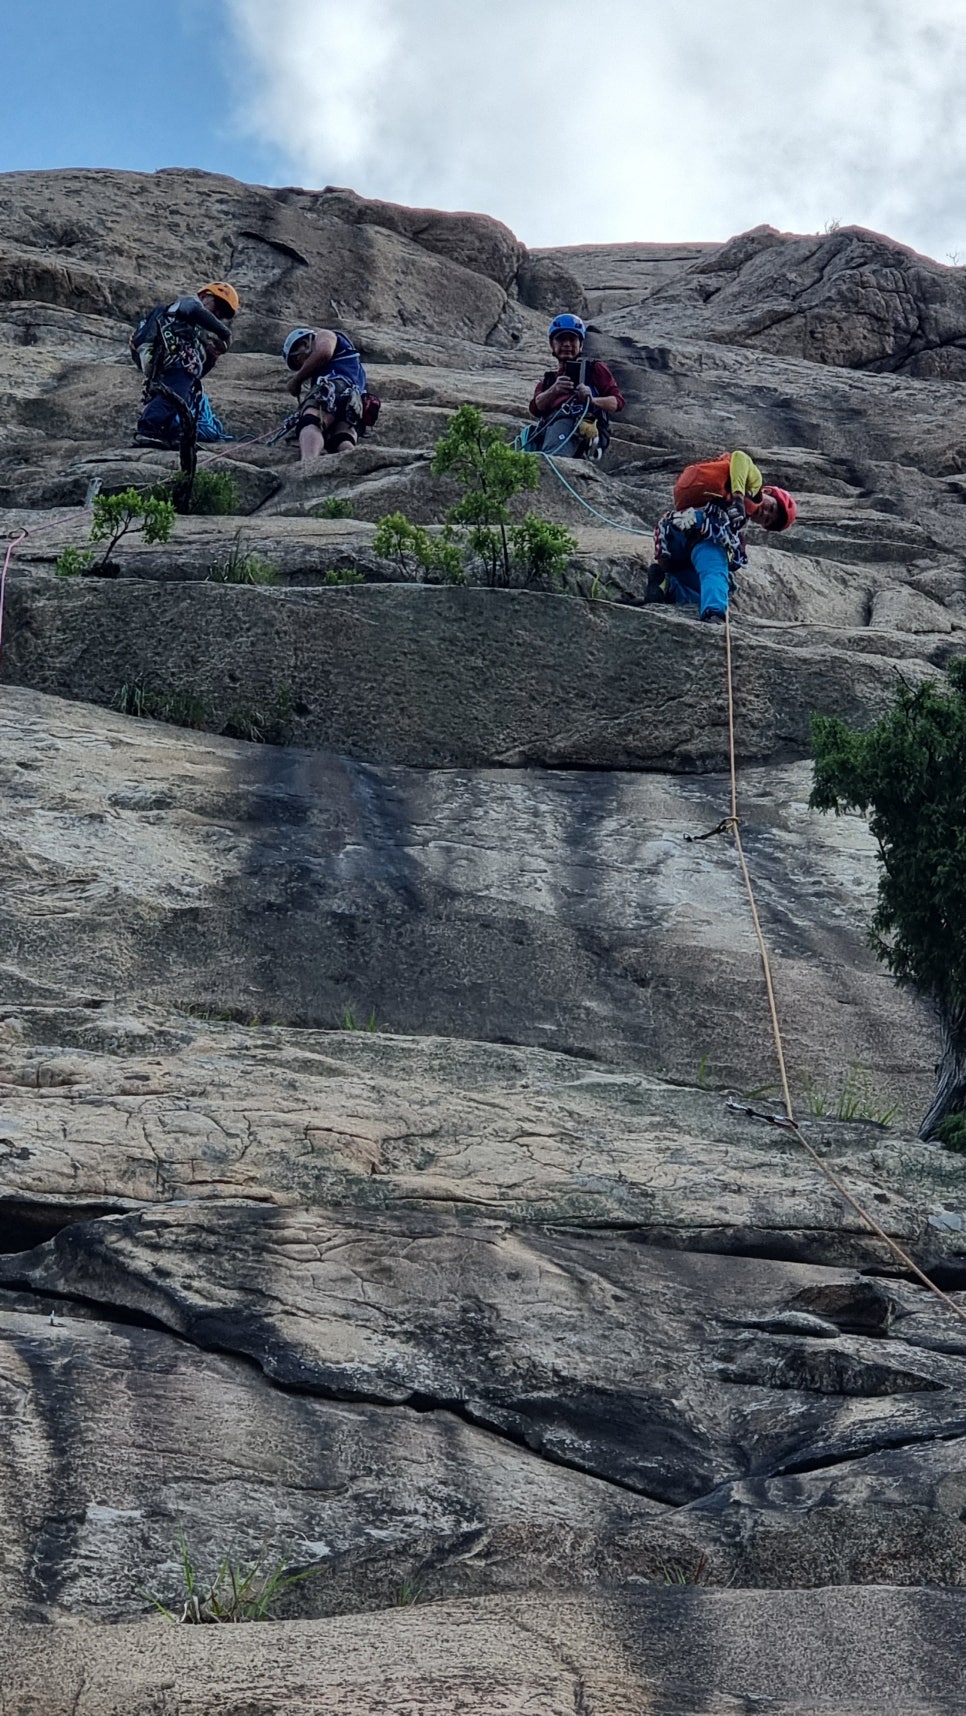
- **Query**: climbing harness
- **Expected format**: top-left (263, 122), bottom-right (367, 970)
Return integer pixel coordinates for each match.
top-left (714, 610), bottom-right (966, 1330)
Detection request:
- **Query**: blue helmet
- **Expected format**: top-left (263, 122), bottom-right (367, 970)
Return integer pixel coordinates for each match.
top-left (283, 327), bottom-right (315, 366)
top-left (548, 313), bottom-right (586, 343)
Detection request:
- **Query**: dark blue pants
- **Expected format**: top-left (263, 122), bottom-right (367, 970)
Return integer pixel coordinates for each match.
top-left (137, 367), bottom-right (197, 443)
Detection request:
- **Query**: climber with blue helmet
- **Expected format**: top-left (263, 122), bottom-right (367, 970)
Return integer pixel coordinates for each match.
top-left (281, 326), bottom-right (372, 466)
top-left (528, 313), bottom-right (624, 460)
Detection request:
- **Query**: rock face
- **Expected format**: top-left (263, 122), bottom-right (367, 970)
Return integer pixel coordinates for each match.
top-left (2, 168), bottom-right (966, 1707)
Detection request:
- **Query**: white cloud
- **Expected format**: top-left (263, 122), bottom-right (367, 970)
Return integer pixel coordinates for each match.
top-left (223, 0), bottom-right (966, 257)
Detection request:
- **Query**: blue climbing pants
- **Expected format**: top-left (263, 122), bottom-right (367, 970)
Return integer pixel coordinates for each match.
top-left (667, 538), bottom-right (730, 618)
top-left (137, 366), bottom-right (198, 443)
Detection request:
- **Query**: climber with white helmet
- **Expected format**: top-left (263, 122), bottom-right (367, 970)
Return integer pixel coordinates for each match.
top-left (526, 313), bottom-right (624, 460)
top-left (646, 451), bottom-right (797, 622)
top-left (281, 327), bottom-right (373, 466)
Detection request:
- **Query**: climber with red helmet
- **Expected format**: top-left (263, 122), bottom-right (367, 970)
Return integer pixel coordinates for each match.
top-left (645, 450), bottom-right (796, 622)
top-left (527, 313), bottom-right (624, 460)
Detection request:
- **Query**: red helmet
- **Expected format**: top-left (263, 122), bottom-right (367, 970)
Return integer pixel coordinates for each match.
top-left (762, 485), bottom-right (796, 531)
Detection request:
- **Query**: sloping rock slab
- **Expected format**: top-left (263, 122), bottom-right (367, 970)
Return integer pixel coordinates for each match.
top-left (0, 1019), bottom-right (960, 1265)
top-left (5, 1203), bottom-right (966, 1516)
top-left (0, 689), bottom-right (935, 1102)
top-left (0, 1307), bottom-right (666, 1622)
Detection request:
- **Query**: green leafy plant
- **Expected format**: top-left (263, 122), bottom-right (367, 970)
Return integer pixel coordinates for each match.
top-left (54, 546), bottom-right (95, 578)
top-left (372, 513), bottom-right (464, 584)
top-left (372, 409), bottom-right (575, 590)
top-left (810, 660), bottom-right (966, 1139)
top-left (509, 512), bottom-right (577, 589)
top-left (144, 1531), bottom-right (316, 1624)
top-left (152, 469), bottom-right (239, 516)
top-left (322, 567), bottom-right (366, 586)
top-left (432, 403), bottom-right (539, 587)
top-left (207, 534), bottom-right (279, 585)
top-left (314, 496), bottom-right (354, 519)
top-left (88, 488), bottom-right (174, 569)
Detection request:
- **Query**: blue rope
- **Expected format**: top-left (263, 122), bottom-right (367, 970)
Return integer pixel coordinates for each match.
top-left (541, 454), bottom-right (653, 538)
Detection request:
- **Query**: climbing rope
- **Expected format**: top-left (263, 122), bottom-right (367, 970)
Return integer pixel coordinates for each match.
top-left (719, 609), bottom-right (966, 1328)
top-left (541, 454), bottom-right (653, 538)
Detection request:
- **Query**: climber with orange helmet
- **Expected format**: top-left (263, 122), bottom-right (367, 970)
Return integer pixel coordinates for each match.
top-left (645, 450), bottom-right (796, 622)
top-left (132, 281), bottom-right (239, 452)
top-left (526, 313), bottom-right (624, 460)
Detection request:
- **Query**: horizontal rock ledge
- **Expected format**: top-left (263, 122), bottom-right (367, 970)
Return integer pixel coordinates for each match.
top-left (1, 580), bottom-right (930, 771)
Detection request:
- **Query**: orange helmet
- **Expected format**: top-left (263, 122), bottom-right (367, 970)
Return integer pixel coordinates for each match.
top-left (199, 281), bottom-right (240, 317)
top-left (762, 485), bottom-right (796, 530)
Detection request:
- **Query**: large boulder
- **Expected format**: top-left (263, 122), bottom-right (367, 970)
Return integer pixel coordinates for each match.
top-left (600, 225), bottom-right (966, 378)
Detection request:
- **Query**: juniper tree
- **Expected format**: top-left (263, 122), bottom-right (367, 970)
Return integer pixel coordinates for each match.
top-left (810, 659), bottom-right (966, 1141)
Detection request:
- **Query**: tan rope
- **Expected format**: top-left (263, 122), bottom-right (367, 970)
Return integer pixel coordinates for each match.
top-left (722, 610), bottom-right (966, 1327)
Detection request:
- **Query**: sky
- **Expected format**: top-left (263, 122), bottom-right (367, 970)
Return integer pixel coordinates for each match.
top-left (5, 0), bottom-right (966, 259)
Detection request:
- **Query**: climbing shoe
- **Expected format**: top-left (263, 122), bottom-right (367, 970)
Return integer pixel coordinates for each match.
top-left (133, 432), bottom-right (178, 450)
top-left (643, 563), bottom-right (673, 604)
top-left (700, 608), bottom-right (726, 624)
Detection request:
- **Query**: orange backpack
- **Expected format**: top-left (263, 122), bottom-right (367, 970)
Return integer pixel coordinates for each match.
top-left (673, 454), bottom-right (732, 511)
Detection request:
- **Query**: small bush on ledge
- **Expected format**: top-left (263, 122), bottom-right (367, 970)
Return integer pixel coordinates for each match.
top-left (152, 469), bottom-right (239, 515)
top-left (372, 407), bottom-right (577, 589)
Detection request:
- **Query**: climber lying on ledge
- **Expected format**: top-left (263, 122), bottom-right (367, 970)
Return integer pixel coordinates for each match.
top-left (643, 451), bottom-right (797, 622)
top-left (281, 327), bottom-right (379, 467)
top-left (523, 313), bottom-right (624, 461)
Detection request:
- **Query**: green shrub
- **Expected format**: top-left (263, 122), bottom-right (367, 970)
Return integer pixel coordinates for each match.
top-left (372, 513), bottom-right (464, 584)
top-left (811, 659), bottom-right (966, 1140)
top-left (432, 404), bottom-right (538, 587)
top-left (54, 546), bottom-right (95, 578)
top-left (322, 567), bottom-right (366, 586)
top-left (89, 488), bottom-right (175, 568)
top-left (935, 1112), bottom-right (966, 1153)
top-left (509, 512), bottom-right (577, 588)
top-left (313, 496), bottom-right (354, 519)
top-left (372, 408), bottom-right (575, 589)
top-left (152, 469), bottom-right (239, 516)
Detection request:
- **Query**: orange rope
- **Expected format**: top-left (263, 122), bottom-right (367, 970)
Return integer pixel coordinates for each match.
top-left (722, 610), bottom-right (966, 1326)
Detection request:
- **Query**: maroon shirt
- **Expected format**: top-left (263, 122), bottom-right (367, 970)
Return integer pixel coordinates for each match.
top-left (529, 359), bottom-right (625, 417)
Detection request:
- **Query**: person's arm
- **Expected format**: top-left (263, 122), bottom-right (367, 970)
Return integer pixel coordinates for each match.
top-left (728, 450), bottom-right (764, 500)
top-left (287, 329), bottom-right (338, 396)
top-left (577, 362), bottom-right (623, 414)
top-left (531, 372), bottom-right (573, 416)
top-left (171, 296), bottom-right (234, 344)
